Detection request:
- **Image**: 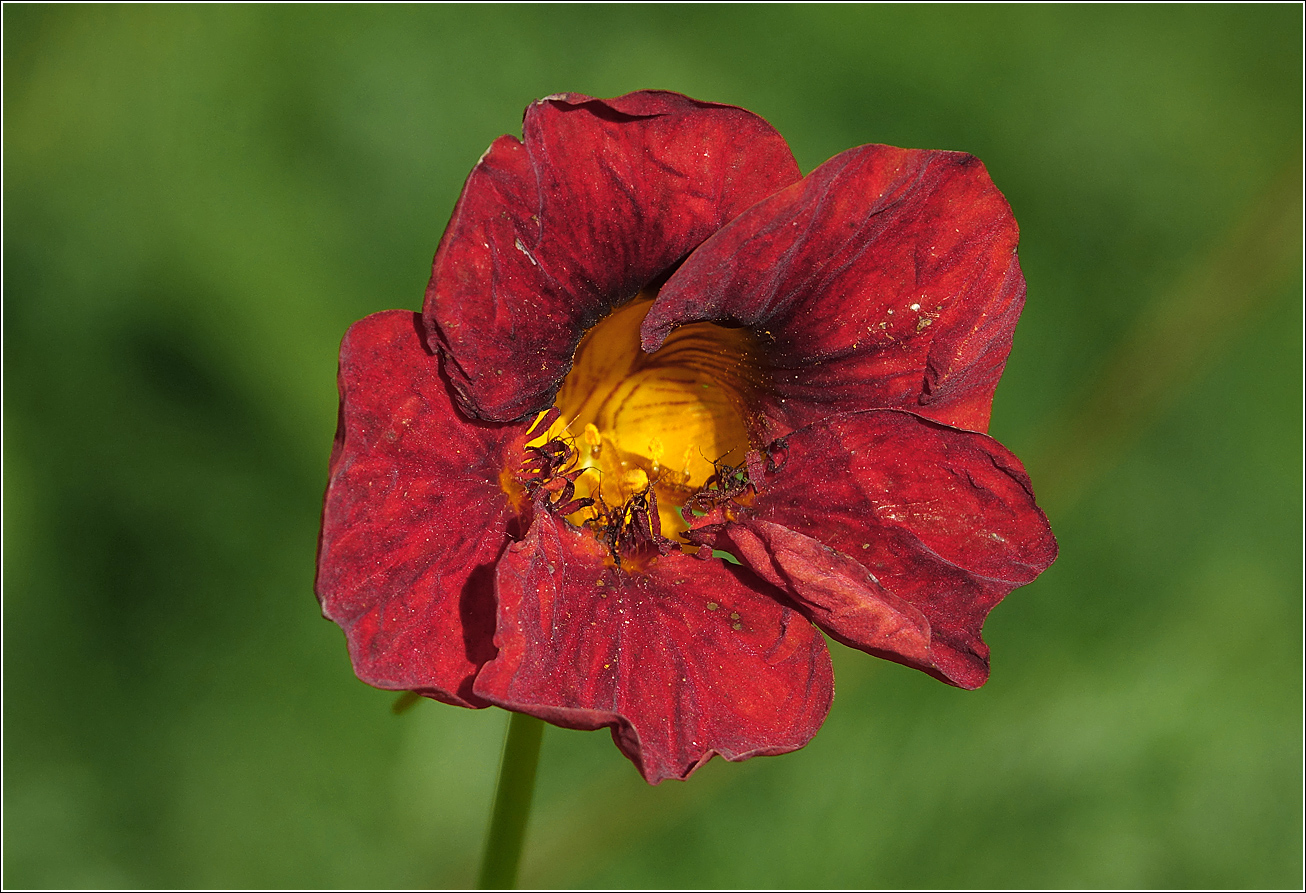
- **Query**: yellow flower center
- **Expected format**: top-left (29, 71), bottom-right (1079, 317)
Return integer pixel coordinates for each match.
top-left (533, 292), bottom-right (761, 539)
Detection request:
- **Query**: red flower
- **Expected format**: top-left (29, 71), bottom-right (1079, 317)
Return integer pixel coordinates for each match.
top-left (315, 91), bottom-right (1056, 783)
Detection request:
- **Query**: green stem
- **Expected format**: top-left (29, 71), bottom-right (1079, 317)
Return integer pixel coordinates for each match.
top-left (477, 712), bottom-right (545, 889)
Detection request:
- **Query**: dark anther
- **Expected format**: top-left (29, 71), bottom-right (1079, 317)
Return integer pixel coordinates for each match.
top-left (516, 414), bottom-right (595, 518)
top-left (683, 455), bottom-right (753, 515)
top-left (762, 437), bottom-right (789, 473)
top-left (584, 483), bottom-right (675, 566)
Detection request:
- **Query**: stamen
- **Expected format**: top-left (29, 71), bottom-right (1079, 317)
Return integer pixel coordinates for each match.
top-left (647, 437), bottom-right (665, 472)
top-left (621, 467), bottom-right (650, 497)
top-left (525, 406), bottom-right (561, 442)
top-left (518, 291), bottom-right (764, 567)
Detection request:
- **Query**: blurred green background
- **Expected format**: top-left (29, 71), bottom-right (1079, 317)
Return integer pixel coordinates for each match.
top-left (4, 4), bottom-right (1301, 888)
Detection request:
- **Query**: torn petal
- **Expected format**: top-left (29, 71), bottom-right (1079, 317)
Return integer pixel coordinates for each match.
top-left (475, 511), bottom-right (833, 783)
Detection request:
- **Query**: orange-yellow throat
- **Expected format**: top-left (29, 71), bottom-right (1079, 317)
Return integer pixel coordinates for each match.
top-left (533, 294), bottom-right (761, 539)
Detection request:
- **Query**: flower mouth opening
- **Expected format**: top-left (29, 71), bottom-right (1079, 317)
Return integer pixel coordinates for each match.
top-left (510, 291), bottom-right (764, 567)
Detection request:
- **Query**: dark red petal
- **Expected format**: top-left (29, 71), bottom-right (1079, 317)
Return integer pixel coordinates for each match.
top-left (696, 410), bottom-right (1056, 689)
top-left (425, 90), bottom-right (801, 422)
top-left (315, 311), bottom-right (528, 708)
top-left (474, 511), bottom-right (833, 784)
top-left (711, 520), bottom-right (936, 671)
top-left (643, 144), bottom-right (1024, 436)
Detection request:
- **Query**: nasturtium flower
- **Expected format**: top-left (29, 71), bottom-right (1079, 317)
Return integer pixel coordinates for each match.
top-left (316, 90), bottom-right (1057, 783)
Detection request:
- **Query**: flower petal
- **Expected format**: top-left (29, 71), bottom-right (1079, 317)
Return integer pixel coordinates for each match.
top-left (315, 311), bottom-right (527, 708)
top-left (707, 519), bottom-right (936, 671)
top-left (643, 144), bottom-right (1025, 436)
top-left (474, 511), bottom-right (833, 783)
top-left (425, 90), bottom-right (801, 422)
top-left (694, 410), bottom-right (1056, 689)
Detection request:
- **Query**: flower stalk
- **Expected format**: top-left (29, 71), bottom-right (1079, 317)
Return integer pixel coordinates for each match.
top-left (477, 712), bottom-right (545, 889)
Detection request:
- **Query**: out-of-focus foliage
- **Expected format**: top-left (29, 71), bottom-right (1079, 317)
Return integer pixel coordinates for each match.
top-left (4, 5), bottom-right (1300, 888)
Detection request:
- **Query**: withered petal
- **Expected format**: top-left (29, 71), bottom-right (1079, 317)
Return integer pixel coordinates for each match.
top-left (692, 410), bottom-right (1056, 689)
top-left (474, 511), bottom-right (833, 784)
top-left (315, 311), bottom-right (527, 708)
top-left (644, 144), bottom-right (1025, 437)
top-left (425, 90), bottom-right (801, 422)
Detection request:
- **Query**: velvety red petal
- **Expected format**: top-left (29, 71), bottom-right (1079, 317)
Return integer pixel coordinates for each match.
top-left (315, 311), bottom-right (528, 708)
top-left (693, 410), bottom-right (1056, 689)
top-left (643, 144), bottom-right (1024, 436)
top-left (712, 520), bottom-right (936, 672)
top-left (425, 90), bottom-right (801, 422)
top-left (474, 511), bottom-right (833, 784)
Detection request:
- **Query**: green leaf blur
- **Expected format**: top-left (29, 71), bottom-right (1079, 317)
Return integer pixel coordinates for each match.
top-left (4, 5), bottom-right (1300, 888)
